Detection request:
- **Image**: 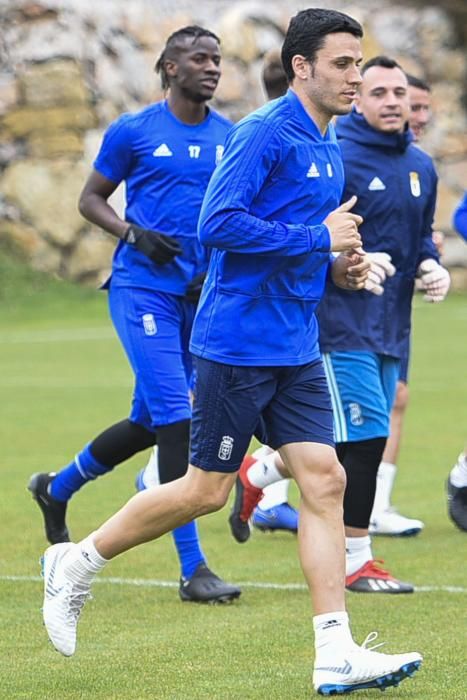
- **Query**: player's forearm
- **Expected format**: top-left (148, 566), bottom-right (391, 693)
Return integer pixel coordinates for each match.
top-left (199, 208), bottom-right (330, 256)
top-left (78, 193), bottom-right (128, 239)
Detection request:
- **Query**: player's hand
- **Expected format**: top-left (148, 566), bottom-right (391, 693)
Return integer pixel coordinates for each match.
top-left (331, 250), bottom-right (370, 291)
top-left (323, 196), bottom-right (363, 253)
top-left (364, 252), bottom-right (396, 296)
top-left (185, 273), bottom-right (206, 304)
top-left (416, 258), bottom-right (450, 302)
top-left (124, 225), bottom-right (182, 265)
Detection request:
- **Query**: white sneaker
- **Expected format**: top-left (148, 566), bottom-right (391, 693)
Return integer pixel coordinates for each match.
top-left (369, 507), bottom-right (424, 537)
top-left (42, 542), bottom-right (90, 656)
top-left (313, 632), bottom-right (422, 695)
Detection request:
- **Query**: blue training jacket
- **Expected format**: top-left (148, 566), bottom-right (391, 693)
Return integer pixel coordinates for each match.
top-left (190, 89), bottom-right (343, 366)
top-left (317, 110), bottom-right (439, 359)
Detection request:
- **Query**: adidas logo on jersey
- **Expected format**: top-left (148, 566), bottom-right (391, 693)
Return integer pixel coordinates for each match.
top-left (153, 143), bottom-right (173, 157)
top-left (307, 162), bottom-right (320, 178)
top-left (368, 176), bottom-right (386, 191)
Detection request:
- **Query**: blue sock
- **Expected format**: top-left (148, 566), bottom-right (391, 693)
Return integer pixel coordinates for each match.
top-left (49, 443), bottom-right (112, 502)
top-left (172, 521), bottom-right (206, 579)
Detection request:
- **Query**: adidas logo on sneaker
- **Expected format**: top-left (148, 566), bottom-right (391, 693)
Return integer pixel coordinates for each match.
top-left (368, 176), bottom-right (386, 191)
top-left (153, 143), bottom-right (173, 157)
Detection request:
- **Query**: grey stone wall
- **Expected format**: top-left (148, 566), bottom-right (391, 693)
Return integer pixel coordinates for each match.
top-left (0, 0), bottom-right (466, 286)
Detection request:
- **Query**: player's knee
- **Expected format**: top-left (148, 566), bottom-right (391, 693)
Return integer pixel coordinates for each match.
top-left (393, 381), bottom-right (409, 412)
top-left (322, 459), bottom-right (347, 500)
top-left (300, 455), bottom-right (346, 509)
top-left (199, 489), bottom-right (229, 514)
top-left (182, 466), bottom-right (231, 515)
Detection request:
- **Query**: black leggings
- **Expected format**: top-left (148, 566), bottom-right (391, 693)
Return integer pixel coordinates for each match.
top-left (337, 437), bottom-right (387, 529)
top-left (89, 417), bottom-right (190, 485)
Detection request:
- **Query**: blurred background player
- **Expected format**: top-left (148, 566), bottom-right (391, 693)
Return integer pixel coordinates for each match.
top-left (370, 73), bottom-right (445, 537)
top-left (28, 25), bottom-right (240, 604)
top-left (446, 191), bottom-right (467, 532)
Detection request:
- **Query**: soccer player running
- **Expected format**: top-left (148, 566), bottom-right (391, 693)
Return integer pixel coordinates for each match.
top-left (370, 73), bottom-right (444, 537)
top-left (29, 26), bottom-right (240, 604)
top-left (40, 10), bottom-right (423, 695)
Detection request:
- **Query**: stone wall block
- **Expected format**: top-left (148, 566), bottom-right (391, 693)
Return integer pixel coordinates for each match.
top-left (18, 59), bottom-right (91, 107)
top-left (0, 159), bottom-right (88, 246)
top-left (1, 104), bottom-right (97, 138)
top-left (0, 219), bottom-right (62, 273)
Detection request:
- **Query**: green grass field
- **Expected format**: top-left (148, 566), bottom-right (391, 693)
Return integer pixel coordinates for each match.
top-left (1, 253), bottom-right (466, 699)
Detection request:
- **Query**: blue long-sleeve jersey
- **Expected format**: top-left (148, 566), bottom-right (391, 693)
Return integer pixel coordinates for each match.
top-left (93, 100), bottom-right (232, 294)
top-left (318, 110), bottom-right (439, 359)
top-left (190, 89), bottom-right (343, 366)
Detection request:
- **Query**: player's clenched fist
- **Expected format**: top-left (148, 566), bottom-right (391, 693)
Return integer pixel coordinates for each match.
top-left (323, 195), bottom-right (363, 252)
top-left (124, 224), bottom-right (182, 265)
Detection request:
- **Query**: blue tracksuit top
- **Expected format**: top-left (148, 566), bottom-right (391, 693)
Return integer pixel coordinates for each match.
top-left (318, 110), bottom-right (439, 359)
top-left (190, 89), bottom-right (343, 366)
top-left (93, 100), bottom-right (232, 294)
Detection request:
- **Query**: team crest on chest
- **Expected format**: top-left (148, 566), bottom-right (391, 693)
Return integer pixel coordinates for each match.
top-left (215, 145), bottom-right (224, 164)
top-left (409, 171), bottom-right (421, 197)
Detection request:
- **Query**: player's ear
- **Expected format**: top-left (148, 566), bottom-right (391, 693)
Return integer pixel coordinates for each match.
top-left (291, 55), bottom-right (310, 82)
top-left (164, 58), bottom-right (178, 80)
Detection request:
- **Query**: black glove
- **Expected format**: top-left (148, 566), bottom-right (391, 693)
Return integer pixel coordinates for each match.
top-left (123, 224), bottom-right (181, 265)
top-left (185, 272), bottom-right (206, 304)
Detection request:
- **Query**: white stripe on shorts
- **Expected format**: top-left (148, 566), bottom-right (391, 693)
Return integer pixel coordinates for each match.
top-left (322, 353), bottom-right (348, 443)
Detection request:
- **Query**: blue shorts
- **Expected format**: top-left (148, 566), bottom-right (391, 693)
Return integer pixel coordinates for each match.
top-left (398, 336), bottom-right (410, 384)
top-left (108, 285), bottom-right (196, 429)
top-left (190, 357), bottom-right (335, 473)
top-left (322, 351), bottom-right (399, 443)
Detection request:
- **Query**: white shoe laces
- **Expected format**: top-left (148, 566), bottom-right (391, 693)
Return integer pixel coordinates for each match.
top-left (361, 631), bottom-right (386, 652)
top-left (65, 585), bottom-right (90, 623)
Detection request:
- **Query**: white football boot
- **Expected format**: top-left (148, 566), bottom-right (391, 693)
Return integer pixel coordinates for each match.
top-left (369, 507), bottom-right (424, 537)
top-left (313, 632), bottom-right (422, 695)
top-left (42, 542), bottom-right (90, 656)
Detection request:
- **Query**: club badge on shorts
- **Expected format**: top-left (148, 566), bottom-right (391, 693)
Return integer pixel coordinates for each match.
top-left (218, 435), bottom-right (234, 461)
top-left (409, 171), bottom-right (421, 198)
top-left (142, 313), bottom-right (157, 336)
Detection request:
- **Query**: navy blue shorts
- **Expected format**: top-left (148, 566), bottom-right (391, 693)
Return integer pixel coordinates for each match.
top-left (190, 357), bottom-right (335, 473)
top-left (109, 285), bottom-right (196, 429)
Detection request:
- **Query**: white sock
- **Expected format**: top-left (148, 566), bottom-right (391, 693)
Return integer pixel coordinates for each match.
top-left (313, 611), bottom-right (355, 655)
top-left (141, 446), bottom-right (160, 488)
top-left (247, 451), bottom-right (284, 489)
top-left (450, 453), bottom-right (467, 488)
top-left (64, 533), bottom-right (108, 585)
top-left (372, 461), bottom-right (397, 513)
top-left (345, 535), bottom-right (372, 577)
top-left (259, 479), bottom-right (291, 510)
top-left (252, 445), bottom-right (273, 460)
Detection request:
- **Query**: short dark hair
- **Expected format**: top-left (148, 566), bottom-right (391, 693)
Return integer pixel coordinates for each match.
top-left (281, 8), bottom-right (363, 83)
top-left (262, 51), bottom-right (288, 99)
top-left (155, 25), bottom-right (220, 90)
top-left (406, 73), bottom-right (431, 92)
top-left (361, 55), bottom-right (403, 75)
